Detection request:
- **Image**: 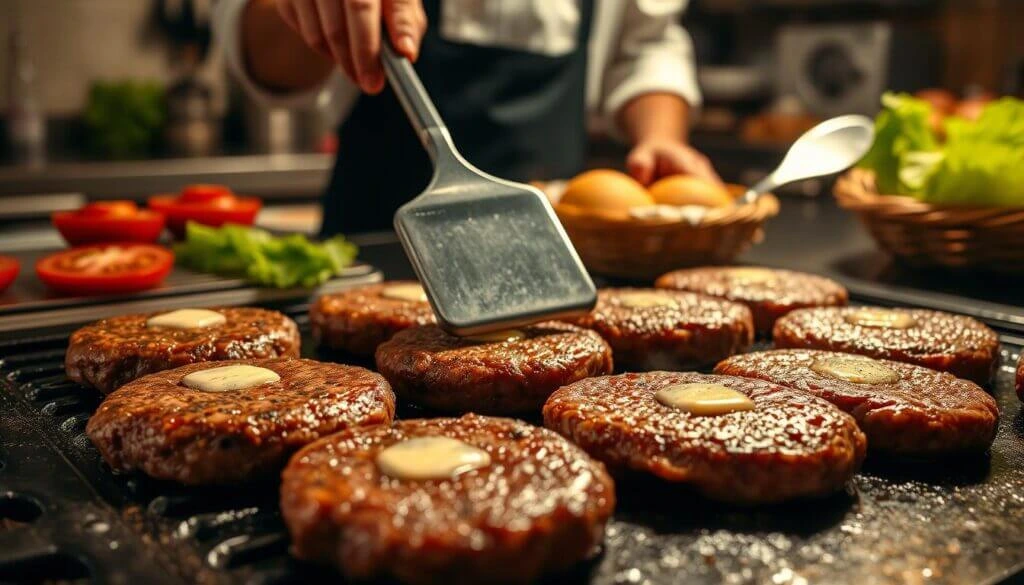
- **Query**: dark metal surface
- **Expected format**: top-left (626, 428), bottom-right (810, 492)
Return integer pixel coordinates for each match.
top-left (0, 251), bottom-right (380, 333)
top-left (0, 296), bottom-right (1022, 584)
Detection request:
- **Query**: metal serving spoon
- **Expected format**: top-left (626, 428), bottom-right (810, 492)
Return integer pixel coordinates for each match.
top-left (680, 115), bottom-right (875, 225)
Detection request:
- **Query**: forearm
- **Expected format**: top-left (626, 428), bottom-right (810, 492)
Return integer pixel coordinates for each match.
top-left (241, 0), bottom-right (334, 93)
top-left (619, 92), bottom-right (691, 144)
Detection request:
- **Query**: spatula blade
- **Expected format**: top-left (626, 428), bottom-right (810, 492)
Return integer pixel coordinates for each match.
top-left (395, 184), bottom-right (596, 336)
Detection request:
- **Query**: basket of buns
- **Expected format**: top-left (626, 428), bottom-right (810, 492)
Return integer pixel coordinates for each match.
top-left (835, 92), bottom-right (1024, 272)
top-left (542, 170), bottom-right (779, 280)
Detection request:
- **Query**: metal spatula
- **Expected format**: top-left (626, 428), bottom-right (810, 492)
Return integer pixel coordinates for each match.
top-left (380, 40), bottom-right (596, 336)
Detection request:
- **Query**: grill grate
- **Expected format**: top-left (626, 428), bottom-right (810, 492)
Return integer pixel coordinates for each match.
top-left (0, 302), bottom-right (1023, 584)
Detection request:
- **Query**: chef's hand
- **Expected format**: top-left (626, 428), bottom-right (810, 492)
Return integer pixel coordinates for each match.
top-left (626, 138), bottom-right (722, 186)
top-left (619, 93), bottom-right (723, 186)
top-left (273, 0), bottom-right (428, 94)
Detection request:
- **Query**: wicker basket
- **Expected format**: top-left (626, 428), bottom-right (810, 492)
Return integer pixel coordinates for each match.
top-left (551, 185), bottom-right (779, 280)
top-left (834, 168), bottom-right (1024, 273)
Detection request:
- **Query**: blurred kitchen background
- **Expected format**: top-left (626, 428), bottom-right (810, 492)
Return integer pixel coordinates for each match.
top-left (1, 0), bottom-right (1022, 247)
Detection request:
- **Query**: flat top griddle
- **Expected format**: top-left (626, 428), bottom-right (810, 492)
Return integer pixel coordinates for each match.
top-left (0, 295), bottom-right (1022, 585)
top-left (0, 246), bottom-right (379, 333)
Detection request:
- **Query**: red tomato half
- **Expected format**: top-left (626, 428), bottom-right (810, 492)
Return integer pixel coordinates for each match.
top-left (149, 184), bottom-right (262, 239)
top-left (53, 201), bottom-right (165, 245)
top-left (36, 244), bottom-right (174, 296)
top-left (0, 256), bottom-right (20, 292)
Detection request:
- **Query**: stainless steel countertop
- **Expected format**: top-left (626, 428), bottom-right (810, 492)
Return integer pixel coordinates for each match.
top-left (0, 153), bottom-right (333, 199)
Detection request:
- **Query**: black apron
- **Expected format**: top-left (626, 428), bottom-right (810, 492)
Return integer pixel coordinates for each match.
top-left (320, 0), bottom-right (594, 236)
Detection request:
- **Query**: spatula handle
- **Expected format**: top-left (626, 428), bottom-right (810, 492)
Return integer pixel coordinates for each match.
top-left (381, 37), bottom-right (454, 164)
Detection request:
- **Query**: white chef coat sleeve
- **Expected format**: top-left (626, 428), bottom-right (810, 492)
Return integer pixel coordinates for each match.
top-left (599, 0), bottom-right (702, 132)
top-left (213, 0), bottom-right (344, 109)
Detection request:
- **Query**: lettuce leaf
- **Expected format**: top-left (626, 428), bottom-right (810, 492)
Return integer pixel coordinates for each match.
top-left (174, 222), bottom-right (358, 288)
top-left (858, 93), bottom-right (1024, 205)
top-left (923, 142), bottom-right (1024, 206)
top-left (857, 92), bottom-right (939, 194)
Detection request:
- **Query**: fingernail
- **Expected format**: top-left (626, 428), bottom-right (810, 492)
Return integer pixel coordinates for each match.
top-left (398, 36), bottom-right (417, 59)
top-left (362, 72), bottom-right (383, 93)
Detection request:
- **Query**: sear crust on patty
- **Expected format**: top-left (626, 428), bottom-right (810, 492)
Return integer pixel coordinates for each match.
top-left (772, 306), bottom-right (1000, 385)
top-left (1017, 353), bottom-right (1023, 402)
top-left (86, 358), bottom-right (395, 485)
top-left (715, 349), bottom-right (999, 455)
top-left (66, 307), bottom-right (300, 394)
top-left (310, 281), bottom-right (435, 356)
top-left (543, 372), bottom-right (865, 504)
top-left (655, 266), bottom-right (848, 336)
top-left (375, 322), bottom-right (613, 415)
top-left (281, 414), bottom-right (615, 585)
top-left (564, 288), bottom-right (753, 372)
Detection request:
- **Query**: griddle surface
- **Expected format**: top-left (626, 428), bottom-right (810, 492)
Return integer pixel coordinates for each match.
top-left (0, 302), bottom-right (1022, 585)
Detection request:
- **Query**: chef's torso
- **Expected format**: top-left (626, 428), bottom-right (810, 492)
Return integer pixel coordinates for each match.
top-left (322, 0), bottom-right (594, 236)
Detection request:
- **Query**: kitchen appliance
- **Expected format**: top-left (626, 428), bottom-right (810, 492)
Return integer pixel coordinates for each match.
top-left (777, 22), bottom-right (940, 116)
top-left (382, 40), bottom-right (596, 336)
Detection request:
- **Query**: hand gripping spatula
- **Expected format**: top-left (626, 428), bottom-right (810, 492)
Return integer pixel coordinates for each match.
top-left (380, 40), bottom-right (596, 336)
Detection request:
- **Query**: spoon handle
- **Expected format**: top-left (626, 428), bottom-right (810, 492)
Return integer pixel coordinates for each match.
top-left (741, 175), bottom-right (777, 206)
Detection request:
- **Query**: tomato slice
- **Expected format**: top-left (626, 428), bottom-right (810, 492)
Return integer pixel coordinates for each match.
top-left (149, 184), bottom-right (262, 239)
top-left (36, 244), bottom-right (174, 296)
top-left (0, 256), bottom-right (21, 293)
top-left (180, 184), bottom-right (234, 204)
top-left (53, 201), bottom-right (165, 245)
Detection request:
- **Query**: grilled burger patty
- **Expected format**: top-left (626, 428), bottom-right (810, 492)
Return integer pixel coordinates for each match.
top-left (655, 266), bottom-right (848, 336)
top-left (715, 349), bottom-right (999, 455)
top-left (564, 288), bottom-right (753, 371)
top-left (375, 323), bottom-right (613, 415)
top-left (1017, 352), bottom-right (1023, 402)
top-left (66, 307), bottom-right (300, 394)
top-left (543, 372), bottom-right (865, 503)
top-left (772, 306), bottom-right (1000, 385)
top-left (87, 358), bottom-right (395, 485)
top-left (310, 281), bottom-right (435, 357)
top-left (281, 414), bottom-right (615, 585)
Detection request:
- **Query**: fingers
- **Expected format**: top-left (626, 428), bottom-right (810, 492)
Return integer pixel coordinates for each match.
top-left (292, 0), bottom-right (332, 59)
top-left (626, 144), bottom-right (656, 186)
top-left (315, 0), bottom-right (356, 81)
top-left (343, 0), bottom-right (385, 93)
top-left (677, 148), bottom-right (723, 185)
top-left (383, 0), bottom-right (427, 61)
top-left (275, 0), bottom-right (300, 31)
top-left (632, 142), bottom-right (723, 185)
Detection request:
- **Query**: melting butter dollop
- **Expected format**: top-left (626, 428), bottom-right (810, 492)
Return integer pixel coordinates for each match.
top-left (147, 309), bottom-right (226, 329)
top-left (464, 329), bottom-right (526, 343)
top-left (376, 437), bottom-right (491, 480)
top-left (181, 365), bottom-right (280, 392)
top-left (810, 356), bottom-right (900, 385)
top-left (380, 283), bottom-right (428, 303)
top-left (655, 383), bottom-right (755, 416)
top-left (844, 308), bottom-right (917, 329)
top-left (726, 267), bottom-right (778, 284)
top-left (618, 291), bottom-right (676, 309)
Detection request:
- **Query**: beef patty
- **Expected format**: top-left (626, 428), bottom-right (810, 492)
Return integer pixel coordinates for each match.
top-left (772, 306), bottom-right (1000, 384)
top-left (1016, 352), bottom-right (1023, 402)
top-left (281, 414), bottom-right (615, 585)
top-left (310, 281), bottom-right (435, 357)
top-left (87, 358), bottom-right (395, 485)
top-left (655, 266), bottom-right (848, 336)
top-left (564, 288), bottom-right (753, 372)
top-left (543, 372), bottom-right (865, 503)
top-left (375, 323), bottom-right (613, 415)
top-left (715, 349), bottom-right (999, 455)
top-left (66, 307), bottom-right (300, 394)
